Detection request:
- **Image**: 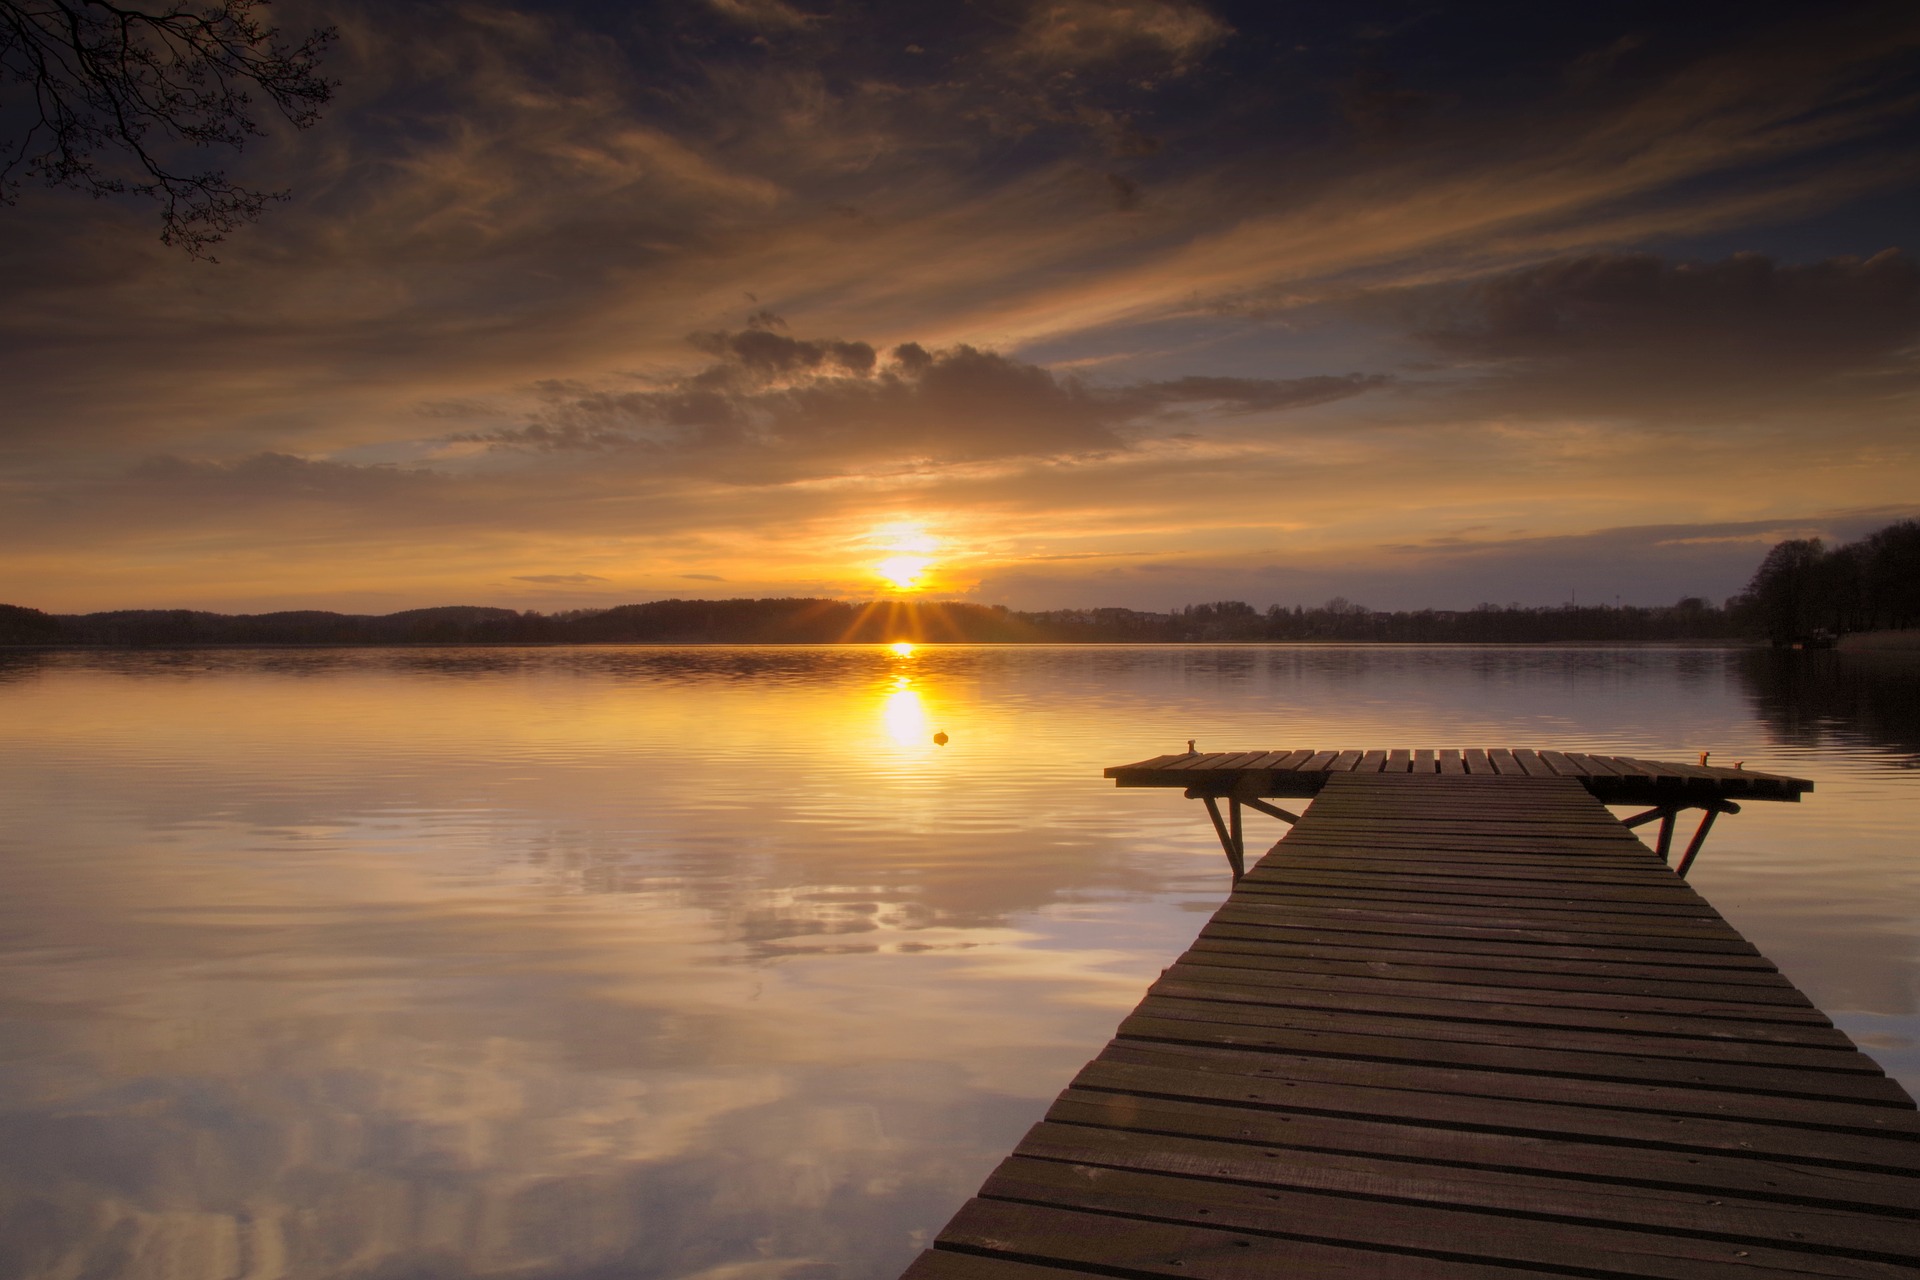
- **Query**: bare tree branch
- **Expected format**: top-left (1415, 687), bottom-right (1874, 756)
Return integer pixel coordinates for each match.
top-left (0, 0), bottom-right (335, 257)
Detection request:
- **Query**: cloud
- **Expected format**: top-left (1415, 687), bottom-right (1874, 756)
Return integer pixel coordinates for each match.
top-left (940, 15), bottom-right (1920, 345)
top-left (704, 0), bottom-right (817, 32)
top-left (1407, 249), bottom-right (1919, 368)
top-left (463, 329), bottom-right (1386, 477)
top-left (467, 338), bottom-right (1116, 470)
top-left (682, 573), bottom-right (726, 581)
top-left (1375, 249), bottom-right (1920, 420)
top-left (1114, 373), bottom-right (1391, 415)
top-left (513, 573), bottom-right (608, 584)
top-left (132, 454), bottom-right (443, 502)
top-left (1011, 1), bottom-right (1231, 72)
top-left (687, 325), bottom-right (878, 377)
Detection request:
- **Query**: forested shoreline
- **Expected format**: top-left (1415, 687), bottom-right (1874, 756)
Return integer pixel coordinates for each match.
top-left (1738, 519), bottom-right (1920, 644)
top-left (0, 595), bottom-right (1746, 647)
top-left (4, 520), bottom-right (1913, 648)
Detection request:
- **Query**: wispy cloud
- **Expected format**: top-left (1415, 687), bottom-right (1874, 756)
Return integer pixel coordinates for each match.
top-left (1008, 1), bottom-right (1231, 73)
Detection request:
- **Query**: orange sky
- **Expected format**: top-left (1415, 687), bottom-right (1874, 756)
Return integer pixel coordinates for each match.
top-left (1, 1), bottom-right (1916, 614)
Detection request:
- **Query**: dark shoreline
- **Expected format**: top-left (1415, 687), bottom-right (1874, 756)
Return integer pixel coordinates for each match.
top-left (3, 637), bottom-right (1773, 651)
top-left (1, 596), bottom-right (1756, 648)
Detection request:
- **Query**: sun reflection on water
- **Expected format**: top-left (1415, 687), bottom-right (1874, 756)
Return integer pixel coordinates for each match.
top-left (881, 682), bottom-right (929, 747)
top-left (879, 640), bottom-right (938, 748)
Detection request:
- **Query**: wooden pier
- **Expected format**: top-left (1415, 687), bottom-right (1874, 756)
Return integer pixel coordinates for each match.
top-left (902, 751), bottom-right (1918, 1279)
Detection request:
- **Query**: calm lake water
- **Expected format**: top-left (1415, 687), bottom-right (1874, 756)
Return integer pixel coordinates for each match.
top-left (1, 644), bottom-right (1915, 1280)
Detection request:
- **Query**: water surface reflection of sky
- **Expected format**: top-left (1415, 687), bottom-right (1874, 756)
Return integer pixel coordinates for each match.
top-left (0, 645), bottom-right (1913, 1280)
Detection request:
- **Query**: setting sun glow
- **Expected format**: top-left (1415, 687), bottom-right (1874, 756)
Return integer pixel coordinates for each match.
top-left (872, 523), bottom-right (941, 593)
top-left (877, 555), bottom-right (931, 591)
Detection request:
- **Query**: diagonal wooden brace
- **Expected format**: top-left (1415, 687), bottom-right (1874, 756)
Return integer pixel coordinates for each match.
top-left (1675, 800), bottom-right (1740, 878)
top-left (1199, 795), bottom-right (1244, 880)
top-left (1621, 800), bottom-right (1740, 875)
top-left (1190, 781), bottom-right (1300, 880)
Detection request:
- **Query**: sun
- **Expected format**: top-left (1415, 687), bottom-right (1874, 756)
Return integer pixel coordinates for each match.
top-left (877, 554), bottom-right (931, 592)
top-left (871, 523), bottom-right (940, 593)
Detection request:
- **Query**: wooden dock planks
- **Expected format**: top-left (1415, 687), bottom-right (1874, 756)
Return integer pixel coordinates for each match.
top-left (902, 773), bottom-right (1917, 1279)
top-left (1105, 749), bottom-right (1813, 805)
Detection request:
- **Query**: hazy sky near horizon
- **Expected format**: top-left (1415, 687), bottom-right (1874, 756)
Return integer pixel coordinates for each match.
top-left (3, 0), bottom-right (1918, 615)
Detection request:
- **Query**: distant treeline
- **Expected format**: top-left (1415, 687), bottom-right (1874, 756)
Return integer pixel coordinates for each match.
top-left (0, 595), bottom-right (1742, 647)
top-left (2, 519), bottom-right (1911, 648)
top-left (1735, 519), bottom-right (1920, 645)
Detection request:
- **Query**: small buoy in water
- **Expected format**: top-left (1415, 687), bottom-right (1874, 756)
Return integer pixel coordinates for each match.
top-left (932, 731), bottom-right (949, 746)
top-left (1732, 760), bottom-right (1744, 770)
top-left (1699, 751), bottom-right (1711, 766)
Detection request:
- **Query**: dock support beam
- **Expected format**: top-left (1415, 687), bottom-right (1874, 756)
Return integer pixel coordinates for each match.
top-left (1620, 800), bottom-right (1740, 877)
top-left (1188, 784), bottom-right (1744, 883)
top-left (1190, 789), bottom-right (1299, 880)
top-left (1199, 796), bottom-right (1242, 880)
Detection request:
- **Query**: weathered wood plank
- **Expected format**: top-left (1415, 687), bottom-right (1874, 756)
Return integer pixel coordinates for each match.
top-left (1241, 865), bottom-right (1717, 903)
top-left (1085, 1043), bottom-right (1920, 1139)
top-left (1238, 750), bottom-right (1301, 770)
top-left (1225, 895), bottom-right (1747, 939)
top-left (1116, 1012), bottom-right (1910, 1104)
top-left (1610, 755), bottom-right (1695, 784)
top-left (1231, 881), bottom-right (1725, 918)
top-left (903, 1250), bottom-right (1102, 1280)
top-left (1261, 845), bottom-right (1667, 872)
top-left (1126, 995), bottom-right (1881, 1076)
top-left (1248, 852), bottom-right (1694, 880)
top-left (933, 1198), bottom-right (1503, 1280)
top-left (1288, 826), bottom-right (1652, 849)
top-left (1011, 1123), bottom-right (1920, 1259)
top-left (979, 1158), bottom-right (1916, 1278)
top-left (1198, 921), bottom-right (1785, 970)
top-left (1167, 954), bottom-right (1827, 1016)
top-left (1212, 902), bottom-right (1758, 947)
top-left (1289, 823), bottom-right (1641, 841)
top-left (1541, 749), bottom-right (1587, 776)
top-left (1153, 964), bottom-right (1846, 1040)
top-left (1295, 807), bottom-right (1643, 826)
top-left (1512, 748), bottom-right (1555, 777)
top-left (1569, 751), bottom-right (1630, 776)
